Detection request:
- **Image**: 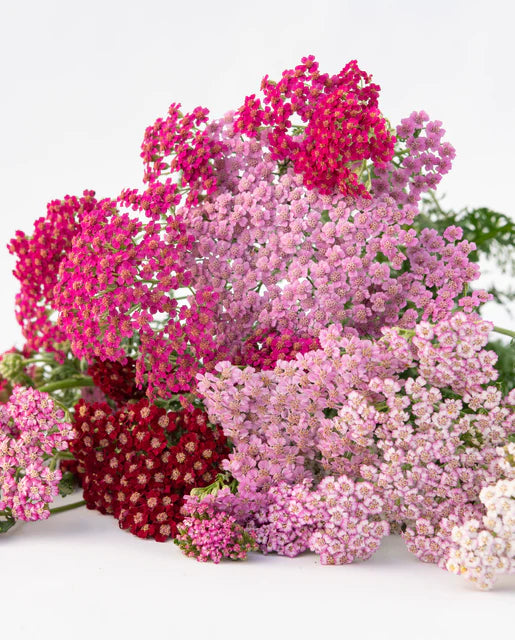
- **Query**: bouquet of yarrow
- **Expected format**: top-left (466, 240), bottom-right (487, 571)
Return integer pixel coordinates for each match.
top-left (1, 56), bottom-right (513, 590)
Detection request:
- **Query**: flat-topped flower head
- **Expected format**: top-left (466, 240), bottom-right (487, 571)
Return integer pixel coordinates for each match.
top-left (0, 387), bottom-right (74, 522)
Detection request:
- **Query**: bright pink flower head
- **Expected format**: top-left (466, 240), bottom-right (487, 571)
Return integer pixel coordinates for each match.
top-left (235, 56), bottom-right (395, 198)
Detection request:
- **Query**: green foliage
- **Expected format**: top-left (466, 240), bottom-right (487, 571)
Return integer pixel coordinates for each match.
top-left (0, 518), bottom-right (15, 534)
top-left (58, 471), bottom-right (78, 498)
top-left (487, 339), bottom-right (515, 393)
top-left (0, 349), bottom-right (90, 409)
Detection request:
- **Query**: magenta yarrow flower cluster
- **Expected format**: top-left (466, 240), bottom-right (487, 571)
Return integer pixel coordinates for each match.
top-left (235, 56), bottom-right (395, 198)
top-left (7, 191), bottom-right (97, 356)
top-left (54, 197), bottom-right (221, 398)
top-left (0, 387), bottom-right (74, 522)
top-left (141, 104), bottom-right (226, 206)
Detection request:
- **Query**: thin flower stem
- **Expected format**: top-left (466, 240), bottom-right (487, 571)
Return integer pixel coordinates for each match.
top-left (428, 189), bottom-right (445, 216)
top-left (493, 326), bottom-right (515, 339)
top-left (49, 500), bottom-right (86, 515)
top-left (37, 377), bottom-right (94, 393)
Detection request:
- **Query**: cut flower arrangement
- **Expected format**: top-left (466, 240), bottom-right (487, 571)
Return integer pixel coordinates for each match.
top-left (1, 56), bottom-right (514, 591)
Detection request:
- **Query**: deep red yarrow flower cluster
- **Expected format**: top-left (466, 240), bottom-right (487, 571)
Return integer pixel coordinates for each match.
top-left (8, 190), bottom-right (97, 355)
top-left (235, 56), bottom-right (395, 198)
top-left (70, 398), bottom-right (229, 540)
top-left (87, 358), bottom-right (145, 405)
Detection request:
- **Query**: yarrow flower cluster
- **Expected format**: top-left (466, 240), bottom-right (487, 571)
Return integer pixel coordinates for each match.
top-left (446, 443), bottom-right (515, 589)
top-left (70, 398), bottom-right (229, 540)
top-left (7, 191), bottom-right (97, 356)
top-left (305, 475), bottom-right (390, 565)
top-left (235, 328), bottom-right (321, 370)
top-left (372, 111), bottom-right (456, 207)
top-left (0, 387), bottom-right (74, 524)
top-left (3, 56), bottom-right (513, 590)
top-left (198, 313), bottom-right (513, 571)
top-left (87, 358), bottom-right (144, 405)
top-left (181, 475), bottom-right (389, 564)
top-left (141, 104), bottom-right (226, 205)
top-left (175, 500), bottom-right (256, 562)
top-left (235, 56), bottom-right (395, 198)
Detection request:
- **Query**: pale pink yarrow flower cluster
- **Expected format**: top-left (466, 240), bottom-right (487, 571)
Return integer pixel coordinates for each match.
top-left (0, 386), bottom-right (75, 522)
top-left (199, 312), bottom-right (513, 571)
top-left (446, 443), bottom-right (515, 590)
top-left (373, 110), bottom-right (456, 207)
top-left (251, 480), bottom-right (318, 557)
top-left (309, 475), bottom-right (390, 565)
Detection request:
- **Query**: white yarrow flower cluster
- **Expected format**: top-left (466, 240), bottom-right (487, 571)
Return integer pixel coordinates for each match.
top-left (446, 443), bottom-right (515, 590)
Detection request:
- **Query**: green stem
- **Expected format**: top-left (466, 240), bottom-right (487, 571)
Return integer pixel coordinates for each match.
top-left (37, 376), bottom-right (94, 393)
top-left (493, 326), bottom-right (515, 339)
top-left (23, 355), bottom-right (57, 366)
top-left (49, 500), bottom-right (86, 515)
top-left (428, 189), bottom-right (446, 216)
top-left (56, 451), bottom-right (76, 460)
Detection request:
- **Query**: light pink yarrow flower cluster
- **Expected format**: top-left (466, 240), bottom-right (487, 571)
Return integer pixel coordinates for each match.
top-left (0, 386), bottom-right (74, 522)
top-left (198, 313), bottom-right (513, 569)
top-left (182, 475), bottom-right (389, 564)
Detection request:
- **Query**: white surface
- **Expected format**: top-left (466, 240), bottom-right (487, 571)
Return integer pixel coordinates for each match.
top-left (1, 494), bottom-right (513, 640)
top-left (0, 2), bottom-right (514, 636)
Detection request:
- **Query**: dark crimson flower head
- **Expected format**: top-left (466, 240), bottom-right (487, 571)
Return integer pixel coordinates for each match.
top-left (70, 398), bottom-right (229, 540)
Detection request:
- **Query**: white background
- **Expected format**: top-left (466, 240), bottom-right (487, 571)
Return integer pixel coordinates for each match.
top-left (1, 494), bottom-right (514, 640)
top-left (0, 1), bottom-right (514, 637)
